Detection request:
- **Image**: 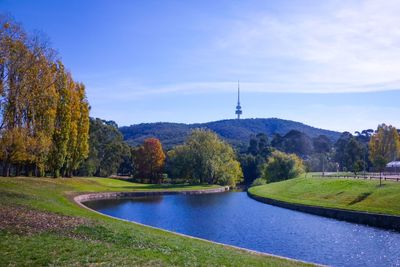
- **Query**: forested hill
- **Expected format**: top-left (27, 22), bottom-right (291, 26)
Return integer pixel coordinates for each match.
top-left (120, 118), bottom-right (341, 150)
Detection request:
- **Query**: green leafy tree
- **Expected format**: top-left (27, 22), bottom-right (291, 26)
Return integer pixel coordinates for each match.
top-left (167, 129), bottom-right (243, 186)
top-left (312, 135), bottom-right (332, 154)
top-left (262, 150), bottom-right (304, 183)
top-left (248, 133), bottom-right (271, 157)
top-left (311, 135), bottom-right (333, 174)
top-left (78, 118), bottom-right (129, 177)
top-left (239, 133), bottom-right (272, 185)
top-left (165, 144), bottom-right (192, 181)
top-left (118, 146), bottom-right (134, 176)
top-left (239, 154), bottom-right (263, 185)
top-left (334, 132), bottom-right (364, 173)
top-left (354, 129), bottom-right (374, 173)
top-left (272, 130), bottom-right (313, 158)
top-left (250, 177), bottom-right (266, 187)
top-left (353, 160), bottom-right (365, 176)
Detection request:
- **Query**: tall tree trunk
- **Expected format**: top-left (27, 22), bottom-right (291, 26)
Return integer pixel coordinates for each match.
top-left (15, 164), bottom-right (21, 176)
top-left (3, 161), bottom-right (10, 177)
top-left (53, 169), bottom-right (60, 178)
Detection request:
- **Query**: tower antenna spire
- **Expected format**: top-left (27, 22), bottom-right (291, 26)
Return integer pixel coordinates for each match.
top-left (237, 80), bottom-right (240, 104)
top-left (235, 80), bottom-right (242, 119)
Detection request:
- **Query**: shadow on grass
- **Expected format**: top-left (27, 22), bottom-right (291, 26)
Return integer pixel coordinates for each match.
top-left (0, 190), bottom-right (31, 200)
top-left (348, 192), bottom-right (372, 205)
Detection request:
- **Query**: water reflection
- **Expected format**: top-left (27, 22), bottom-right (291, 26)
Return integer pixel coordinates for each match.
top-left (85, 196), bottom-right (163, 210)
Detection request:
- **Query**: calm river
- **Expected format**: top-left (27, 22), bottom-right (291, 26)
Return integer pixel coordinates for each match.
top-left (85, 192), bottom-right (400, 266)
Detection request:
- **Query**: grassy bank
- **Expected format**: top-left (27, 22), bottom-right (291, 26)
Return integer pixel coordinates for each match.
top-left (249, 176), bottom-right (400, 216)
top-left (0, 177), bottom-right (306, 266)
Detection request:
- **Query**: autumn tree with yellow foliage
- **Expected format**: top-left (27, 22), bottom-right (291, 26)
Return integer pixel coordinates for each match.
top-left (369, 124), bottom-right (400, 185)
top-left (0, 16), bottom-right (89, 177)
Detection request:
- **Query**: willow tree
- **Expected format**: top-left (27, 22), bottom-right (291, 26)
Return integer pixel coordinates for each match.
top-left (167, 129), bottom-right (243, 186)
top-left (262, 150), bottom-right (304, 183)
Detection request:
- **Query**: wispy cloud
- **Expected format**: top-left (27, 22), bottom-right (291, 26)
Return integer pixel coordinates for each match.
top-left (88, 1), bottom-right (400, 97)
top-left (207, 0), bottom-right (400, 93)
top-left (88, 80), bottom-right (400, 102)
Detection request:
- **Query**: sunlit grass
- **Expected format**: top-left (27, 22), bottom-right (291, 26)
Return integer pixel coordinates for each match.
top-left (0, 177), bottom-right (307, 266)
top-left (249, 175), bottom-right (400, 215)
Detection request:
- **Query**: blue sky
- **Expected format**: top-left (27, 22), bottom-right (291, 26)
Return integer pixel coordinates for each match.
top-left (1, 0), bottom-right (399, 132)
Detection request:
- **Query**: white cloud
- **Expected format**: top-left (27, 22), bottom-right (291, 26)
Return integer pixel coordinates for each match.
top-left (87, 1), bottom-right (400, 97)
top-left (211, 0), bottom-right (400, 93)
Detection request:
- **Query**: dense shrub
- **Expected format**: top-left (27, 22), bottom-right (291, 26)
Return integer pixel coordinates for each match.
top-left (262, 151), bottom-right (304, 183)
top-left (166, 129), bottom-right (243, 186)
top-left (250, 178), bottom-right (266, 187)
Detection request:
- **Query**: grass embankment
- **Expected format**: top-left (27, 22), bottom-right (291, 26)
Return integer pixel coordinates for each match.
top-left (0, 177), bottom-right (306, 266)
top-left (249, 176), bottom-right (400, 216)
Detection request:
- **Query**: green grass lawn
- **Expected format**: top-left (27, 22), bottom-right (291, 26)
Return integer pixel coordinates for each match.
top-left (0, 177), bottom-right (308, 267)
top-left (249, 175), bottom-right (400, 216)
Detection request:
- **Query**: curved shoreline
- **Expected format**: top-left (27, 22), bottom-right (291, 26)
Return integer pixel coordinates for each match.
top-left (74, 186), bottom-right (230, 203)
top-left (247, 191), bottom-right (400, 231)
top-left (73, 187), bottom-right (320, 267)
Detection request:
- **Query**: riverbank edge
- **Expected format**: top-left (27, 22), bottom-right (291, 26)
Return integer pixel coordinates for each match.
top-left (247, 190), bottom-right (400, 231)
top-left (74, 186), bottom-right (230, 203)
top-left (73, 187), bottom-right (320, 267)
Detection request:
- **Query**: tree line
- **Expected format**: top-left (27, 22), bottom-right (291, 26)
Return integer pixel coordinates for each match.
top-left (0, 16), bottom-right (89, 177)
top-left (78, 124), bottom-right (243, 186)
top-left (239, 124), bottom-right (400, 186)
top-left (3, 16), bottom-right (398, 185)
top-left (77, 120), bottom-right (399, 187)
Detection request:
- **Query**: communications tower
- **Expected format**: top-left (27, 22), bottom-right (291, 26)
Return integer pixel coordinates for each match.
top-left (235, 81), bottom-right (242, 119)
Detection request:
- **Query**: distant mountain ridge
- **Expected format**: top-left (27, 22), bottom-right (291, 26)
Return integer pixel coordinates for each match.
top-left (119, 118), bottom-right (341, 150)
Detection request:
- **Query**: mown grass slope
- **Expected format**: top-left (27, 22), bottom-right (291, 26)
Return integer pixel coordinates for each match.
top-left (249, 176), bottom-right (400, 216)
top-left (0, 177), bottom-right (307, 267)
